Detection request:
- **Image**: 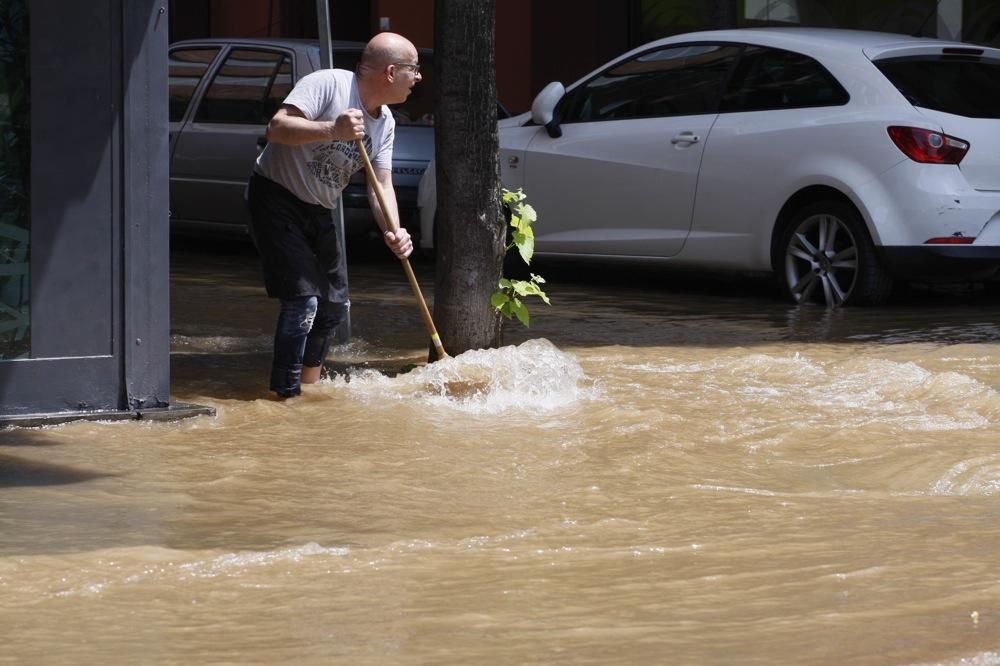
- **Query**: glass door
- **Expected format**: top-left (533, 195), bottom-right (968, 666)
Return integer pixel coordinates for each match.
top-left (0, 0), bottom-right (127, 415)
top-left (0, 0), bottom-right (30, 360)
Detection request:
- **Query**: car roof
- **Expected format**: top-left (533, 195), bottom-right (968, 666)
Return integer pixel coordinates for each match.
top-left (170, 37), bottom-right (365, 51)
top-left (655, 27), bottom-right (965, 50)
top-left (629, 27), bottom-right (1000, 64)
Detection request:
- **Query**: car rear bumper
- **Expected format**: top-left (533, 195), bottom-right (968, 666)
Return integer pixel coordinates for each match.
top-left (879, 245), bottom-right (1000, 281)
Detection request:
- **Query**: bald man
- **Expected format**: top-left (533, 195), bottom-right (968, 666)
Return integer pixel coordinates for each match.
top-left (248, 32), bottom-right (421, 399)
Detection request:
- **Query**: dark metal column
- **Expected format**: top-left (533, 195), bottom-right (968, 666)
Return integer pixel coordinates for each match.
top-left (123, 2), bottom-right (171, 410)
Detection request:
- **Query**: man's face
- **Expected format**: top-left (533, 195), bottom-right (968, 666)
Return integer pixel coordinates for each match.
top-left (389, 56), bottom-right (421, 104)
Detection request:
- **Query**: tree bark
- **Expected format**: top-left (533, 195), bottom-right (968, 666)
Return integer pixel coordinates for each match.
top-left (431, 0), bottom-right (505, 359)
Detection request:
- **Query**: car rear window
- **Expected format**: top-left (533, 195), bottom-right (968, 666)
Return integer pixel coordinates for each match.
top-left (721, 46), bottom-right (848, 113)
top-left (875, 56), bottom-right (1000, 119)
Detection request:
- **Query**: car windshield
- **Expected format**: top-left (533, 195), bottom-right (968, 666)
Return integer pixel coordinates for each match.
top-left (874, 55), bottom-right (1000, 119)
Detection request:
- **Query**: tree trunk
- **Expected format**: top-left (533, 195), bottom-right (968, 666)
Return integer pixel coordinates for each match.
top-left (431, 0), bottom-right (505, 359)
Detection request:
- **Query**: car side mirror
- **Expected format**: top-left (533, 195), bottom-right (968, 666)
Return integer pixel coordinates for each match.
top-left (531, 81), bottom-right (565, 139)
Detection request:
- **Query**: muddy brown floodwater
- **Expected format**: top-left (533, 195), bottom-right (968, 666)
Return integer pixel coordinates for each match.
top-left (3, 237), bottom-right (1000, 665)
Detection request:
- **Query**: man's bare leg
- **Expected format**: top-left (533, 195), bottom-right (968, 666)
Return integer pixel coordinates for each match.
top-left (302, 365), bottom-right (322, 384)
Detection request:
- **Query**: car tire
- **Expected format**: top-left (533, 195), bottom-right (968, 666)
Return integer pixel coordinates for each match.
top-left (778, 200), bottom-right (893, 307)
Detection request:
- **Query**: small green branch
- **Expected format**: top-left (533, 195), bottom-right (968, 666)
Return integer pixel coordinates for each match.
top-left (492, 188), bottom-right (550, 327)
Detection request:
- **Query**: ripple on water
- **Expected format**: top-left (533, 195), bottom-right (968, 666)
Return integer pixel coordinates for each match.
top-left (623, 352), bottom-right (1000, 433)
top-left (930, 456), bottom-right (1000, 496)
top-left (327, 338), bottom-right (597, 414)
top-left (1, 543), bottom-right (355, 601)
top-left (915, 652), bottom-right (1000, 666)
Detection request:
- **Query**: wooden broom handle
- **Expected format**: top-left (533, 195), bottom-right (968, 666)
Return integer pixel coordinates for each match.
top-left (355, 139), bottom-right (449, 360)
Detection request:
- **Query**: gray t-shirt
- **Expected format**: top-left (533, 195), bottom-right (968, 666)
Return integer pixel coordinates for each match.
top-left (255, 68), bottom-right (394, 209)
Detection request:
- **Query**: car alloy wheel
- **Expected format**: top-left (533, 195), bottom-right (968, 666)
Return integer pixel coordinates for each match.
top-left (781, 200), bottom-right (892, 307)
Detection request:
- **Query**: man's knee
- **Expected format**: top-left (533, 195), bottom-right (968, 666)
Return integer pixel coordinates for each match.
top-left (302, 302), bottom-right (348, 368)
top-left (311, 301), bottom-right (349, 335)
top-left (278, 296), bottom-right (319, 336)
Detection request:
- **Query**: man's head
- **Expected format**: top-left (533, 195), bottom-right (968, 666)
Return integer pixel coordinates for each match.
top-left (357, 32), bottom-right (422, 108)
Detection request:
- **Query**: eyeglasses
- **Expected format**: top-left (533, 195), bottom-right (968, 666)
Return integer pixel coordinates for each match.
top-left (393, 62), bottom-right (420, 74)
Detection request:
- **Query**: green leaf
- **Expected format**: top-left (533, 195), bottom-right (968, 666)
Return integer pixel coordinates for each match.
top-left (517, 236), bottom-right (535, 264)
top-left (502, 188), bottom-right (525, 205)
top-left (511, 280), bottom-right (540, 297)
top-left (512, 299), bottom-right (530, 327)
top-left (497, 188), bottom-right (550, 327)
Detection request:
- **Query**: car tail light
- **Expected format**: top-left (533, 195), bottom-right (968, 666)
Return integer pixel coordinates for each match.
top-left (888, 126), bottom-right (969, 164)
top-left (925, 235), bottom-right (975, 244)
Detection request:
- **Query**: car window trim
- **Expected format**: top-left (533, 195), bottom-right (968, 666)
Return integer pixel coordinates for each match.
top-left (168, 45), bottom-right (225, 126)
top-left (552, 41), bottom-right (745, 126)
top-left (192, 44), bottom-right (300, 126)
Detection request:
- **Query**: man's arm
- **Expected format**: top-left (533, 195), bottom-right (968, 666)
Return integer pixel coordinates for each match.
top-left (266, 105), bottom-right (364, 146)
top-left (368, 167), bottom-right (413, 259)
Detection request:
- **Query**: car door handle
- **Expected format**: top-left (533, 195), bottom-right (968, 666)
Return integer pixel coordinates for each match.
top-left (671, 133), bottom-right (700, 145)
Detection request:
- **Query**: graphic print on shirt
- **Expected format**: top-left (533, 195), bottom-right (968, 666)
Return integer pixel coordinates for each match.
top-left (306, 134), bottom-right (373, 191)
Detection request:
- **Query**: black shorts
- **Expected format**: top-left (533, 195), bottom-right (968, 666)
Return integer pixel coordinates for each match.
top-left (247, 173), bottom-right (348, 303)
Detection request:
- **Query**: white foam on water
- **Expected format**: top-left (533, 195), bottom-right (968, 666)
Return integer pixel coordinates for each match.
top-left (914, 652), bottom-right (1000, 666)
top-left (810, 359), bottom-right (999, 430)
top-left (693, 354), bottom-right (999, 432)
top-left (43, 543), bottom-right (352, 598)
top-left (929, 456), bottom-right (1000, 496)
top-left (177, 542), bottom-right (351, 578)
top-left (330, 338), bottom-right (595, 414)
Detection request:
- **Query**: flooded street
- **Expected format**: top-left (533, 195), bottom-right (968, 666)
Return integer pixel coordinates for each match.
top-left (3, 238), bottom-right (1000, 664)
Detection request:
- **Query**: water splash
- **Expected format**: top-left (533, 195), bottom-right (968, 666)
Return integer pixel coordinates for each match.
top-left (916, 652), bottom-right (1000, 666)
top-left (330, 338), bottom-right (595, 413)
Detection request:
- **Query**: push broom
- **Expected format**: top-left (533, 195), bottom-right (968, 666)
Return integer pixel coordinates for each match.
top-left (355, 139), bottom-right (450, 360)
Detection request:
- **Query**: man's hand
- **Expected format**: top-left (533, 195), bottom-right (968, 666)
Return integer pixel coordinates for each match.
top-left (267, 106), bottom-right (364, 146)
top-left (384, 227), bottom-right (413, 260)
top-left (332, 109), bottom-right (365, 141)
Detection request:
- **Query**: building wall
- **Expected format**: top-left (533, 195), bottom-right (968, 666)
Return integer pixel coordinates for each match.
top-left (497, 0), bottom-right (533, 113)
top-left (208, 0), bottom-right (278, 37)
top-left (372, 0), bottom-right (433, 47)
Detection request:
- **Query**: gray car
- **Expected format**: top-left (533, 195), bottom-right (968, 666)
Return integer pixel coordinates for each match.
top-left (168, 37), bottom-right (434, 237)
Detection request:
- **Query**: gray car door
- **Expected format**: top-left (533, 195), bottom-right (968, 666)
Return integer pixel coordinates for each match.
top-left (170, 47), bottom-right (297, 228)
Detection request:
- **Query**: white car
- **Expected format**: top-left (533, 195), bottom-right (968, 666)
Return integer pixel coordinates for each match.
top-left (419, 28), bottom-right (1000, 306)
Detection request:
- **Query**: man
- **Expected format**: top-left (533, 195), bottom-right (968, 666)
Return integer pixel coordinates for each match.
top-left (248, 32), bottom-right (420, 398)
